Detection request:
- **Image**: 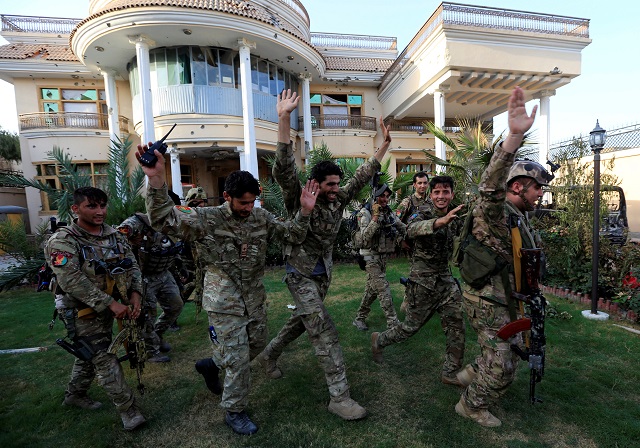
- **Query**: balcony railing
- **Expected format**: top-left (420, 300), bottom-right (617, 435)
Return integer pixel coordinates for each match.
top-left (311, 32), bottom-right (397, 50)
top-left (379, 2), bottom-right (590, 91)
top-left (1, 14), bottom-right (80, 34)
top-left (273, 0), bottom-right (310, 27)
top-left (299, 115), bottom-right (377, 131)
top-left (19, 112), bottom-right (130, 133)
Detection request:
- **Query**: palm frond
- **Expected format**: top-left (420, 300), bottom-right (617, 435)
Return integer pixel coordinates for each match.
top-left (0, 258), bottom-right (44, 292)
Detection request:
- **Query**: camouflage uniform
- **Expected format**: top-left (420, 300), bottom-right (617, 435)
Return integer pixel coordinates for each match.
top-left (460, 146), bottom-right (540, 411)
top-left (376, 200), bottom-right (465, 378)
top-left (44, 221), bottom-right (143, 413)
top-left (146, 184), bottom-right (310, 413)
top-left (395, 192), bottom-right (430, 225)
top-left (118, 213), bottom-right (184, 355)
top-left (354, 205), bottom-right (406, 328)
top-left (261, 141), bottom-right (380, 402)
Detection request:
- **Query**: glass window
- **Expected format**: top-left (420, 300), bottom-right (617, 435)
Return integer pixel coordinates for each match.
top-left (205, 48), bottom-right (220, 85)
top-left (155, 49), bottom-right (168, 87)
top-left (348, 95), bottom-right (362, 105)
top-left (41, 88), bottom-right (60, 100)
top-left (166, 48), bottom-right (179, 86)
top-left (276, 67), bottom-right (286, 95)
top-left (177, 47), bottom-right (191, 84)
top-left (250, 56), bottom-right (259, 91)
top-left (180, 164), bottom-right (193, 184)
top-left (62, 89), bottom-right (97, 101)
top-left (44, 102), bottom-right (59, 113)
top-left (258, 59), bottom-right (270, 93)
top-left (310, 94), bottom-right (322, 104)
top-left (192, 47), bottom-right (207, 85)
top-left (220, 50), bottom-right (235, 85)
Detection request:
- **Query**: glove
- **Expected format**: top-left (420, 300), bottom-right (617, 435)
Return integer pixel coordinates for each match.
top-left (371, 203), bottom-right (381, 217)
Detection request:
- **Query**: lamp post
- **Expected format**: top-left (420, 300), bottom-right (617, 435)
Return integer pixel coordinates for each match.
top-left (589, 120), bottom-right (606, 316)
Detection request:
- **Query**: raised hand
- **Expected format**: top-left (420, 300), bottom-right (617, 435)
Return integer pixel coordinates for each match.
top-left (300, 179), bottom-right (319, 215)
top-left (135, 142), bottom-right (166, 188)
top-left (436, 204), bottom-right (464, 228)
top-left (375, 117), bottom-right (392, 161)
top-left (507, 86), bottom-right (537, 136)
top-left (277, 89), bottom-right (300, 117)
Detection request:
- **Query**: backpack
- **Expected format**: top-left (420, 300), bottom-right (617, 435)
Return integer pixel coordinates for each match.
top-left (453, 204), bottom-right (508, 289)
top-left (346, 208), bottom-right (364, 252)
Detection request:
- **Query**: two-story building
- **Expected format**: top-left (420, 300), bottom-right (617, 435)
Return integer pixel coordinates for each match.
top-left (0, 1), bottom-right (591, 231)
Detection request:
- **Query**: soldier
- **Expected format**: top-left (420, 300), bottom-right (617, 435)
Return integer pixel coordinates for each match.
top-left (44, 186), bottom-right (146, 430)
top-left (117, 213), bottom-right (184, 362)
top-left (453, 86), bottom-right (553, 427)
top-left (136, 148), bottom-right (317, 436)
top-left (371, 176), bottom-right (466, 388)
top-left (257, 89), bottom-right (392, 421)
top-left (352, 183), bottom-right (406, 331)
top-left (396, 171), bottom-right (430, 313)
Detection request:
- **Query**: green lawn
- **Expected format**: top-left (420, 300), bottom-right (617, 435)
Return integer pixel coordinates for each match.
top-left (1, 258), bottom-right (639, 448)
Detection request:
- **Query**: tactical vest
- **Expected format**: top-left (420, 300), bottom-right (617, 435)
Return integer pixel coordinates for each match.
top-left (138, 232), bottom-right (181, 275)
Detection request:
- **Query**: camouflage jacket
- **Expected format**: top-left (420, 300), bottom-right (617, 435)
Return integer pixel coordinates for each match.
top-left (146, 184), bottom-right (310, 316)
top-left (396, 192), bottom-right (430, 224)
top-left (274, 141), bottom-right (381, 278)
top-left (462, 145), bottom-right (541, 305)
top-left (407, 201), bottom-right (462, 283)
top-left (44, 221), bottom-right (143, 313)
top-left (357, 205), bottom-right (406, 256)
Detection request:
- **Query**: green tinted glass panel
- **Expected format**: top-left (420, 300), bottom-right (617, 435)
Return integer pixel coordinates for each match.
top-left (348, 95), bottom-right (362, 105)
top-left (310, 94), bottom-right (321, 104)
top-left (44, 103), bottom-right (59, 113)
top-left (41, 89), bottom-right (59, 100)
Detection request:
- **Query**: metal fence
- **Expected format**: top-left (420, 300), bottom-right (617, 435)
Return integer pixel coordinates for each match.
top-left (298, 115), bottom-right (377, 131)
top-left (19, 112), bottom-right (130, 133)
top-left (1, 14), bottom-right (80, 34)
top-left (311, 32), bottom-right (397, 50)
top-left (549, 123), bottom-right (640, 160)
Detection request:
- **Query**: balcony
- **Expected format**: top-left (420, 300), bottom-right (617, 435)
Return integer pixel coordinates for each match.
top-left (299, 115), bottom-right (377, 131)
top-left (310, 32), bottom-right (397, 50)
top-left (19, 112), bottom-right (130, 133)
top-left (379, 2), bottom-right (590, 92)
top-left (1, 14), bottom-right (80, 34)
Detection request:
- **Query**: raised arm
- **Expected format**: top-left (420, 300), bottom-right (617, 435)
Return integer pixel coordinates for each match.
top-left (274, 89), bottom-right (303, 215)
top-left (501, 86), bottom-right (537, 154)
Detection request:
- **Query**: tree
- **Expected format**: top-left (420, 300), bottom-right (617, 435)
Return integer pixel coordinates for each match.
top-left (0, 128), bottom-right (21, 163)
top-left (104, 137), bottom-right (146, 226)
top-left (421, 117), bottom-right (536, 204)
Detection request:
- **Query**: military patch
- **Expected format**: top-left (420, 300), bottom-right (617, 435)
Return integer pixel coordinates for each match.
top-left (118, 226), bottom-right (132, 236)
top-left (51, 251), bottom-right (73, 266)
top-left (175, 205), bottom-right (192, 214)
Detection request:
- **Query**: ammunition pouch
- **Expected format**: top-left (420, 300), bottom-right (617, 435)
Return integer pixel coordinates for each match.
top-left (355, 254), bottom-right (367, 271)
top-left (56, 337), bottom-right (95, 361)
top-left (459, 235), bottom-right (508, 289)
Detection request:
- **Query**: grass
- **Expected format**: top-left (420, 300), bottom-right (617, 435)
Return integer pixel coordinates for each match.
top-left (1, 257), bottom-right (639, 448)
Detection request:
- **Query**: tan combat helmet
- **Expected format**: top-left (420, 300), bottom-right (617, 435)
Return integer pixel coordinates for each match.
top-left (185, 186), bottom-right (207, 206)
top-left (507, 160), bottom-right (555, 186)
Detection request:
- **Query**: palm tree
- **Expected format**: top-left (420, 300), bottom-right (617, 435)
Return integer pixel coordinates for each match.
top-left (422, 117), bottom-right (537, 203)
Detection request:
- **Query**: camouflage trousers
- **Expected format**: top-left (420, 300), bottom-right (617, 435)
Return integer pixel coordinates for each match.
top-left (65, 310), bottom-right (135, 412)
top-left (262, 272), bottom-right (350, 400)
top-left (377, 273), bottom-right (465, 377)
top-left (355, 255), bottom-right (399, 327)
top-left (207, 307), bottom-right (267, 412)
top-left (461, 293), bottom-right (523, 410)
top-left (141, 270), bottom-right (183, 352)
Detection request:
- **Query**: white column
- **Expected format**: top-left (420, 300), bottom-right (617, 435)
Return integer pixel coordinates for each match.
top-left (129, 35), bottom-right (156, 145)
top-left (101, 70), bottom-right (120, 143)
top-left (433, 89), bottom-right (447, 170)
top-left (535, 89), bottom-right (555, 164)
top-left (237, 38), bottom-right (259, 178)
top-left (300, 73), bottom-right (313, 165)
top-left (167, 147), bottom-right (183, 199)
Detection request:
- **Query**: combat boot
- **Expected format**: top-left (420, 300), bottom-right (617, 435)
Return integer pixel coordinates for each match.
top-left (371, 332), bottom-right (383, 364)
top-left (63, 393), bottom-right (102, 410)
top-left (441, 374), bottom-right (465, 387)
top-left (258, 352), bottom-right (282, 379)
top-left (159, 340), bottom-right (172, 353)
top-left (328, 396), bottom-right (367, 420)
top-left (120, 404), bottom-right (146, 431)
top-left (352, 319), bottom-right (368, 331)
top-left (456, 364), bottom-right (477, 387)
top-left (225, 410), bottom-right (258, 435)
top-left (455, 398), bottom-right (501, 427)
top-left (195, 358), bottom-right (222, 395)
top-left (147, 351), bottom-right (170, 363)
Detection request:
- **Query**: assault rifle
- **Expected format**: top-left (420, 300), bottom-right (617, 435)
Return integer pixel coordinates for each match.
top-left (496, 248), bottom-right (546, 404)
top-left (109, 312), bottom-right (147, 395)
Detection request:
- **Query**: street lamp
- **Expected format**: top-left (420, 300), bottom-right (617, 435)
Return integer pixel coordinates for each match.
top-left (588, 120), bottom-right (606, 317)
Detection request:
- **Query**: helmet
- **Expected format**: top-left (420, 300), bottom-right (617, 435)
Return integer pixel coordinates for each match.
top-left (185, 186), bottom-right (207, 205)
top-left (507, 160), bottom-right (554, 187)
top-left (118, 213), bottom-right (150, 238)
top-left (374, 183), bottom-right (392, 199)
